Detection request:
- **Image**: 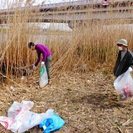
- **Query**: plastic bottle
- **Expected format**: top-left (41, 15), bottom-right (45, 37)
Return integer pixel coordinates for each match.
top-left (39, 61), bottom-right (48, 88)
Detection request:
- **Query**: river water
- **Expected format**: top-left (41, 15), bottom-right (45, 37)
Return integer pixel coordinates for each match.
top-left (0, 23), bottom-right (132, 43)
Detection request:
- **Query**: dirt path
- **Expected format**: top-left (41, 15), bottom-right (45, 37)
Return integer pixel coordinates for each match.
top-left (0, 71), bottom-right (133, 133)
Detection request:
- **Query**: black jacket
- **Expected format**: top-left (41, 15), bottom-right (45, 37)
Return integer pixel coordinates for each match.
top-left (113, 50), bottom-right (133, 77)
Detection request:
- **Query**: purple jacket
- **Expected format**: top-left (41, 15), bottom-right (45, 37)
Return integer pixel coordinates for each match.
top-left (35, 44), bottom-right (52, 66)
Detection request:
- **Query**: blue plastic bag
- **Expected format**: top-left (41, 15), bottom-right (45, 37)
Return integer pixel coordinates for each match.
top-left (39, 112), bottom-right (65, 133)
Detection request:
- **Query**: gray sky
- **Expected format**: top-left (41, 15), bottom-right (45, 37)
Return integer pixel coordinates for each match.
top-left (36, 0), bottom-right (77, 4)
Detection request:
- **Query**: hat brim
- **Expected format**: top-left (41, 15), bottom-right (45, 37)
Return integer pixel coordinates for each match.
top-left (117, 43), bottom-right (128, 47)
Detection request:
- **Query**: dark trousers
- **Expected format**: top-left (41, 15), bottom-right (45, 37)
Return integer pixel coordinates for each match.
top-left (45, 56), bottom-right (52, 80)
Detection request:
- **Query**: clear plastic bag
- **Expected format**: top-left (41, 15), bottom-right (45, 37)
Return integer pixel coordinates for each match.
top-left (114, 67), bottom-right (133, 98)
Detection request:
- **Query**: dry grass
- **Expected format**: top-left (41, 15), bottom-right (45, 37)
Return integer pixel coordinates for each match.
top-left (0, 71), bottom-right (133, 133)
top-left (0, 1), bottom-right (132, 81)
top-left (0, 1), bottom-right (133, 133)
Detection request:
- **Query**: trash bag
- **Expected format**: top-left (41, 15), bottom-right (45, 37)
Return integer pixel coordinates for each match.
top-left (8, 101), bottom-right (34, 118)
top-left (39, 61), bottom-right (48, 88)
top-left (39, 110), bottom-right (65, 133)
top-left (114, 67), bottom-right (133, 98)
top-left (0, 101), bottom-right (47, 133)
top-left (11, 111), bottom-right (45, 133)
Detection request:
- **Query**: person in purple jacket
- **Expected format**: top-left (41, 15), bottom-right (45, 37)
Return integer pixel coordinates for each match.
top-left (28, 42), bottom-right (52, 80)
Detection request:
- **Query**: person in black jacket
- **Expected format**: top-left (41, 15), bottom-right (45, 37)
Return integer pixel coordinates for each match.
top-left (114, 39), bottom-right (133, 100)
top-left (114, 39), bottom-right (133, 78)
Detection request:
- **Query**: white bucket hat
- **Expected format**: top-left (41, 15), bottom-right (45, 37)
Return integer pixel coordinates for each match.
top-left (117, 39), bottom-right (128, 47)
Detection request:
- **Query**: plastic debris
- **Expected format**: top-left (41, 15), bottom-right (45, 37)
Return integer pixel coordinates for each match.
top-left (114, 67), bottom-right (133, 99)
top-left (0, 101), bottom-right (65, 133)
top-left (39, 110), bottom-right (65, 133)
top-left (0, 101), bottom-right (46, 133)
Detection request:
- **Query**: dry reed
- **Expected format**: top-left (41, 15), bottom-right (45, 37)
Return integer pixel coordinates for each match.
top-left (0, 0), bottom-right (132, 82)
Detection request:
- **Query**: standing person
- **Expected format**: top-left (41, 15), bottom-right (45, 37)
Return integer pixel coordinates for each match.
top-left (28, 42), bottom-right (52, 82)
top-left (113, 39), bottom-right (133, 99)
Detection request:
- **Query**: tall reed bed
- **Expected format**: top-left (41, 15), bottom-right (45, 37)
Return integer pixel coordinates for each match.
top-left (0, 0), bottom-right (132, 81)
top-left (50, 22), bottom-right (133, 76)
top-left (0, 0), bottom-right (36, 79)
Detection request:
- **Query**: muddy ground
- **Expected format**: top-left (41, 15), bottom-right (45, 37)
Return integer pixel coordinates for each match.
top-left (0, 71), bottom-right (133, 133)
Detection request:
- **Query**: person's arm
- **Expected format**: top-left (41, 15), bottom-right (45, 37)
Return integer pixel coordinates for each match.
top-left (42, 52), bottom-right (46, 62)
top-left (39, 45), bottom-right (47, 62)
top-left (129, 52), bottom-right (133, 65)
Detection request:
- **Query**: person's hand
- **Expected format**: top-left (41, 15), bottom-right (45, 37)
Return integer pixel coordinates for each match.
top-left (32, 64), bottom-right (36, 70)
top-left (29, 64), bottom-right (36, 70)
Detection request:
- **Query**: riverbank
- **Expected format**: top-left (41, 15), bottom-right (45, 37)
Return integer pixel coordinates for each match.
top-left (0, 71), bottom-right (133, 133)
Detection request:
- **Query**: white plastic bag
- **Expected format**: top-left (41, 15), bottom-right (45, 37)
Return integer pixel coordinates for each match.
top-left (8, 101), bottom-right (34, 118)
top-left (39, 62), bottom-right (48, 88)
top-left (11, 111), bottom-right (45, 133)
top-left (114, 67), bottom-right (133, 98)
top-left (0, 101), bottom-right (48, 133)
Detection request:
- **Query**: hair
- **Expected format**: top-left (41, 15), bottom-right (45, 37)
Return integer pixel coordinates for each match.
top-left (28, 42), bottom-right (35, 48)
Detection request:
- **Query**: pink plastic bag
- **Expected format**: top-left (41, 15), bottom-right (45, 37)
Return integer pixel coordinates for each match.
top-left (0, 116), bottom-right (13, 129)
